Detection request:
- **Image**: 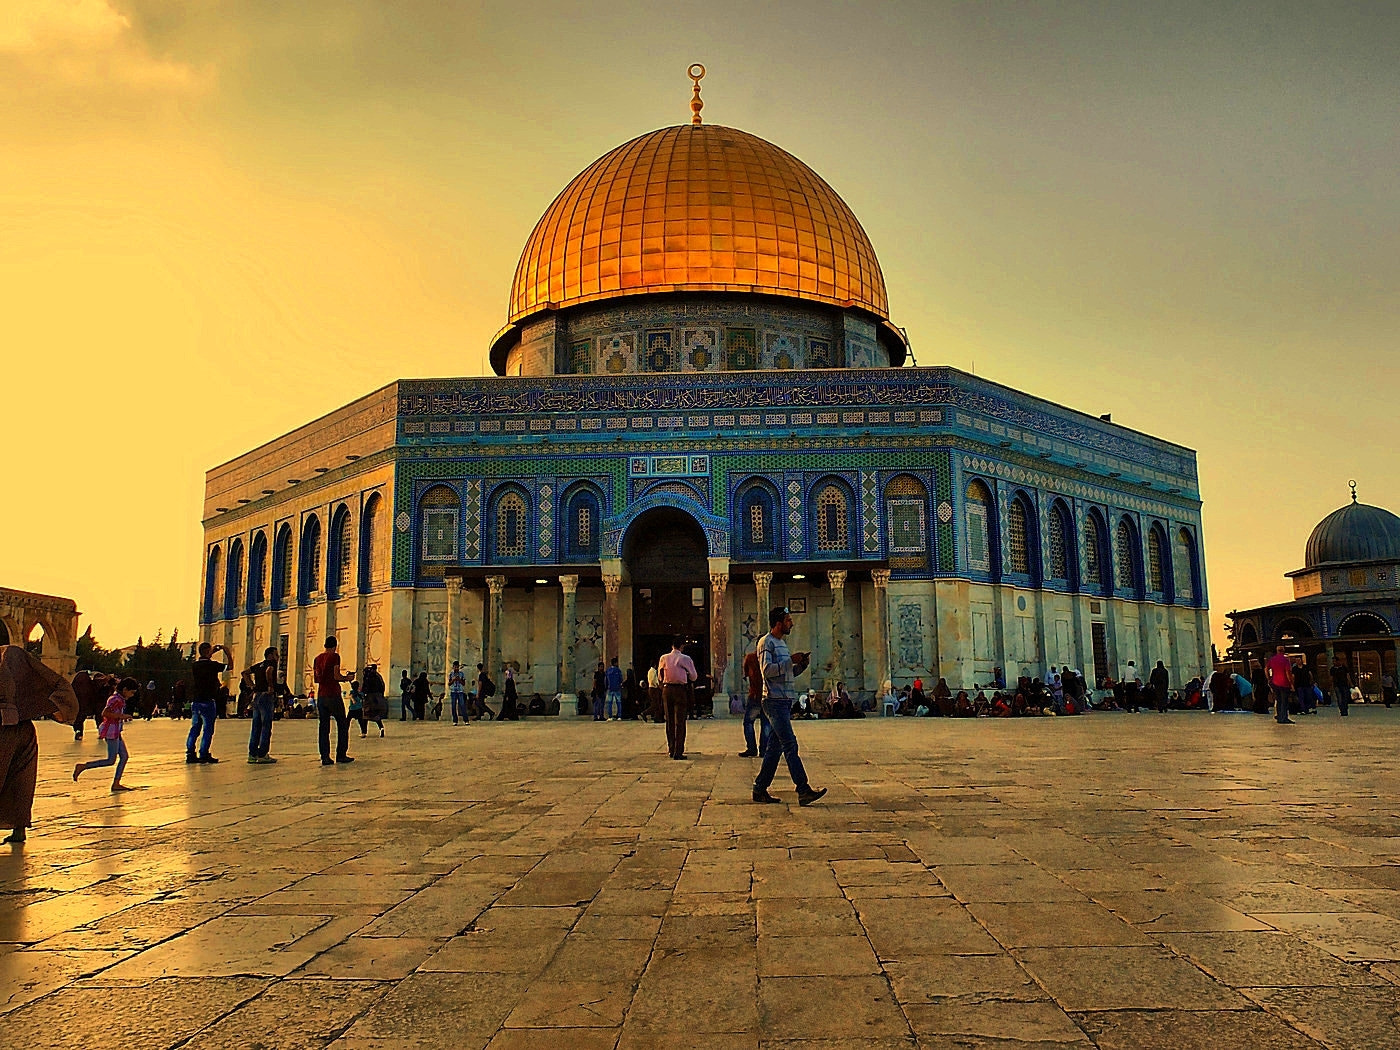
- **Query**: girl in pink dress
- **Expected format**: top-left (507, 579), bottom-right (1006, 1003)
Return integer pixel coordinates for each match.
top-left (74, 677), bottom-right (138, 791)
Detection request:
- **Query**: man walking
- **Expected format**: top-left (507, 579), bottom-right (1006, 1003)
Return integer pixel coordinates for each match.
top-left (399, 670), bottom-right (412, 721)
top-left (1121, 660), bottom-right (1142, 712)
top-left (244, 647), bottom-right (280, 764)
top-left (448, 661), bottom-right (470, 725)
top-left (1330, 657), bottom-right (1353, 716)
top-left (657, 638), bottom-right (697, 760)
top-left (1265, 645), bottom-right (1296, 725)
top-left (1149, 660), bottom-right (1169, 713)
top-left (187, 642), bottom-right (228, 763)
top-left (605, 658), bottom-right (623, 721)
top-left (752, 607), bottom-right (826, 806)
top-left (1292, 659), bottom-right (1315, 715)
top-left (313, 637), bottom-right (355, 765)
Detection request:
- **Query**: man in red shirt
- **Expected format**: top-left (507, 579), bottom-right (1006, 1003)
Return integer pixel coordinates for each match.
top-left (313, 637), bottom-right (356, 765)
top-left (1264, 645), bottom-right (1296, 725)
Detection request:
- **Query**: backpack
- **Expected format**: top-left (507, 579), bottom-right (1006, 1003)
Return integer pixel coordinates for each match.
top-left (481, 676), bottom-right (496, 698)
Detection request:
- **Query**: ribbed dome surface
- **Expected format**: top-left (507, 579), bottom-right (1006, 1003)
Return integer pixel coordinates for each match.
top-left (508, 124), bottom-right (888, 323)
top-left (1304, 500), bottom-right (1400, 567)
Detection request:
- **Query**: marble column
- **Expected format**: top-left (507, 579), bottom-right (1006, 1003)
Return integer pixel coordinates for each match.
top-left (602, 572), bottom-right (622, 671)
top-left (710, 569), bottom-right (729, 696)
top-left (828, 569), bottom-right (847, 689)
top-left (485, 575), bottom-right (506, 677)
top-left (559, 575), bottom-right (579, 701)
top-left (871, 569), bottom-right (891, 695)
top-left (442, 576), bottom-right (462, 694)
top-left (754, 571), bottom-right (773, 625)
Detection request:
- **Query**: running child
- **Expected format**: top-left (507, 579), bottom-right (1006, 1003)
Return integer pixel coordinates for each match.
top-left (74, 677), bottom-right (138, 791)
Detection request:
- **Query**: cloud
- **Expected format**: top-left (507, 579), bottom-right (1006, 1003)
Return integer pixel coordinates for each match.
top-left (0, 0), bottom-right (209, 93)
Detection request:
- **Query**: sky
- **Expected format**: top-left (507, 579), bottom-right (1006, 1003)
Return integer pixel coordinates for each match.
top-left (2, 0), bottom-right (1396, 650)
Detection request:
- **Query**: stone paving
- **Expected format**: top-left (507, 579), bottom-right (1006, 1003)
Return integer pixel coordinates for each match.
top-left (3, 708), bottom-right (1399, 1049)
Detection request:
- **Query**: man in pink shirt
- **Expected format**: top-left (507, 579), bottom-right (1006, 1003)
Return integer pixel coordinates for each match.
top-left (1265, 645), bottom-right (1296, 725)
top-left (657, 637), bottom-right (697, 760)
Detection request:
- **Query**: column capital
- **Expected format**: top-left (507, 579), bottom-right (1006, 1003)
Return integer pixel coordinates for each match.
top-left (485, 574), bottom-right (507, 596)
top-left (602, 573), bottom-right (622, 595)
top-left (559, 574), bottom-right (579, 596)
top-left (871, 569), bottom-right (891, 589)
top-left (444, 575), bottom-right (463, 593)
top-left (827, 569), bottom-right (848, 590)
top-left (710, 571), bottom-right (729, 592)
top-left (752, 570), bottom-right (773, 589)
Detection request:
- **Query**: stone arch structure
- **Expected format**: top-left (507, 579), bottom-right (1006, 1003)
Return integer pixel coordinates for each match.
top-left (0, 586), bottom-right (80, 674)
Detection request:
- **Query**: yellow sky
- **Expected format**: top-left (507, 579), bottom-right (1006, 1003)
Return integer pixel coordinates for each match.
top-left (2, 1), bottom-right (1396, 650)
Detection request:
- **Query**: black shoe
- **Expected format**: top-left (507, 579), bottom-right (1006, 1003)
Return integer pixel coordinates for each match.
top-left (1277, 719), bottom-right (1295, 725)
top-left (752, 789), bottom-right (780, 804)
top-left (199, 755), bottom-right (219, 764)
top-left (738, 750), bottom-right (758, 757)
top-left (186, 753), bottom-right (199, 764)
top-left (321, 758), bottom-right (334, 766)
top-left (672, 754), bottom-right (689, 760)
top-left (336, 756), bottom-right (355, 764)
top-left (797, 787), bottom-right (828, 807)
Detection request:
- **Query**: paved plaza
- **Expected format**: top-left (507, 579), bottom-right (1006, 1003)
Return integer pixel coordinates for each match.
top-left (3, 709), bottom-right (1399, 1049)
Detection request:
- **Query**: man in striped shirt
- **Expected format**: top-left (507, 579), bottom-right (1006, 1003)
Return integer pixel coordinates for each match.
top-left (753, 607), bottom-right (827, 806)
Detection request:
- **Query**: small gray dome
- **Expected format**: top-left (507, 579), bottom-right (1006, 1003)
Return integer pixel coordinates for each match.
top-left (1304, 494), bottom-right (1400, 568)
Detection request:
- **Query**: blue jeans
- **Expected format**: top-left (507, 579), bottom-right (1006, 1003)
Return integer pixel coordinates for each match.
top-left (743, 700), bottom-right (771, 755)
top-left (1271, 685), bottom-right (1293, 722)
top-left (187, 700), bottom-right (217, 755)
top-left (248, 692), bottom-right (275, 757)
top-left (1297, 687), bottom-right (1315, 714)
top-left (1335, 687), bottom-right (1350, 715)
top-left (754, 695), bottom-right (810, 793)
top-left (450, 691), bottom-right (470, 722)
top-left (87, 737), bottom-right (128, 780)
top-left (606, 689), bottom-right (621, 719)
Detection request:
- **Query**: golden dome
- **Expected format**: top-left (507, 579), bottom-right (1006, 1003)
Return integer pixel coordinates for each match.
top-left (507, 124), bottom-right (889, 323)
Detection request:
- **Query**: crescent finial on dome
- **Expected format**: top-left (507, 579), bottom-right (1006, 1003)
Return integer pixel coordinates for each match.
top-left (689, 63), bottom-right (705, 124)
top-left (1350, 479), bottom-right (1358, 503)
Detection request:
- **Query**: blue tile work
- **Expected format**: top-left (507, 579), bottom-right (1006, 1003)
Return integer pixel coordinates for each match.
top-left (383, 367), bottom-right (1203, 602)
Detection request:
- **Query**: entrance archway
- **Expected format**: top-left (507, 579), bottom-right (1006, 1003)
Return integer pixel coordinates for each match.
top-left (623, 507), bottom-right (710, 687)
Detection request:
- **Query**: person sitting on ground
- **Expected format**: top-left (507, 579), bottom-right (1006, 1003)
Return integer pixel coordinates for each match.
top-left (896, 685), bottom-right (913, 715)
top-left (527, 693), bottom-right (547, 716)
top-left (954, 690), bottom-right (973, 717)
top-left (991, 692), bottom-right (1012, 717)
top-left (931, 678), bottom-right (952, 717)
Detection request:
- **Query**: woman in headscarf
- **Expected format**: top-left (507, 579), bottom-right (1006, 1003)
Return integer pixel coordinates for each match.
top-left (1, 646), bottom-right (78, 843)
top-left (412, 671), bottom-right (430, 721)
top-left (932, 678), bottom-right (953, 717)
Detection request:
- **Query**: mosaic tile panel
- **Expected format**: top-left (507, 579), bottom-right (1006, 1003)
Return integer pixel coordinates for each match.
top-left (807, 338), bottom-right (832, 368)
top-left (861, 471), bottom-right (880, 553)
top-left (787, 479), bottom-right (803, 555)
top-left (538, 482), bottom-right (554, 561)
top-left (645, 330), bottom-right (675, 373)
top-left (725, 327), bottom-right (758, 370)
top-left (464, 479), bottom-right (482, 561)
top-left (897, 602), bottom-right (924, 668)
top-left (569, 339), bottom-right (592, 375)
top-left (764, 331), bottom-right (798, 370)
top-left (678, 327), bottom-right (715, 372)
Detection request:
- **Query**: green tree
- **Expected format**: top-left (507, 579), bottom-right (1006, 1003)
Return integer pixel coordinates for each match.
top-left (74, 626), bottom-right (122, 675)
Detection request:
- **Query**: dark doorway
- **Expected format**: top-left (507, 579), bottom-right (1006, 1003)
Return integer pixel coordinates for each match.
top-left (625, 507), bottom-right (710, 684)
top-left (1091, 622), bottom-right (1109, 686)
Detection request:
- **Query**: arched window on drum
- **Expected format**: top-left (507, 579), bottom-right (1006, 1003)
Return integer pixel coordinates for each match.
top-left (1147, 523), bottom-right (1169, 597)
top-left (327, 504), bottom-right (353, 599)
top-left (248, 531), bottom-right (268, 612)
top-left (1083, 510), bottom-right (1109, 595)
top-left (1115, 516), bottom-right (1142, 597)
top-left (359, 493), bottom-right (383, 593)
top-left (884, 474), bottom-right (928, 569)
top-left (965, 480), bottom-right (998, 576)
top-left (1006, 494), bottom-right (1038, 581)
top-left (272, 524), bottom-right (294, 609)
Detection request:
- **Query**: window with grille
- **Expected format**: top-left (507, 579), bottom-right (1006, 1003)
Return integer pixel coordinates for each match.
top-left (1174, 528), bottom-right (1196, 602)
top-left (1148, 527), bottom-right (1165, 592)
top-left (564, 487), bottom-right (600, 560)
top-left (301, 517), bottom-right (322, 597)
top-left (204, 546), bottom-right (222, 621)
top-left (334, 510), bottom-right (353, 591)
top-left (966, 481), bottom-right (992, 572)
top-left (1008, 499), bottom-right (1030, 574)
top-left (228, 541), bottom-right (245, 614)
top-left (275, 527), bottom-right (293, 603)
top-left (1115, 519), bottom-right (1135, 590)
top-left (496, 491), bottom-right (527, 558)
top-left (1048, 506), bottom-right (1068, 580)
top-left (249, 532), bottom-right (267, 606)
top-left (421, 486), bottom-right (459, 561)
top-left (1084, 517), bottom-right (1101, 586)
top-left (361, 495), bottom-right (382, 591)
top-left (737, 484), bottom-right (776, 555)
top-left (749, 502), bottom-right (764, 545)
top-left (577, 505), bottom-right (592, 547)
top-left (815, 485), bottom-right (848, 551)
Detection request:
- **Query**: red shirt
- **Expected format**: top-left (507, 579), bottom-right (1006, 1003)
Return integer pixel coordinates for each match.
top-left (313, 650), bottom-right (342, 699)
top-left (1265, 653), bottom-right (1294, 689)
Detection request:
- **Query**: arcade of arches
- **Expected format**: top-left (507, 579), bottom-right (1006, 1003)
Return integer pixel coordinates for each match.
top-left (0, 586), bottom-right (80, 675)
